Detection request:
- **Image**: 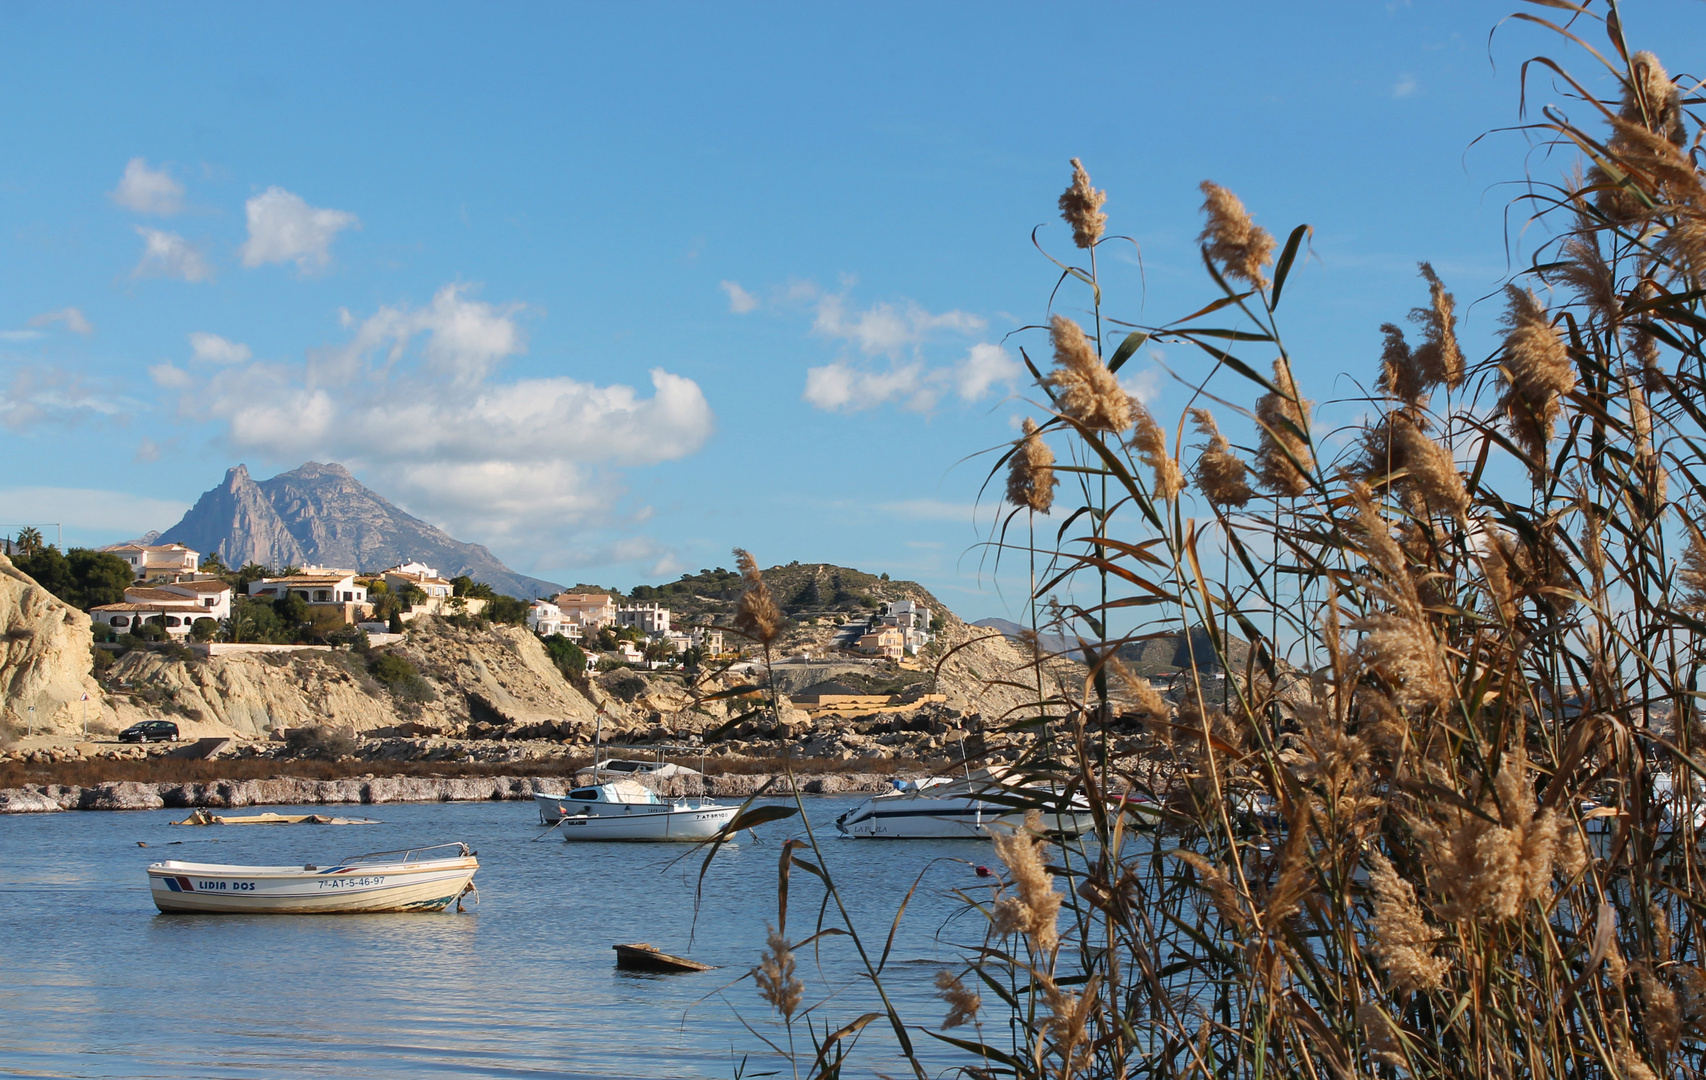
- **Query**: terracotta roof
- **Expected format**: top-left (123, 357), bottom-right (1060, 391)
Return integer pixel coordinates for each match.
top-left (257, 576), bottom-right (356, 586)
top-left (161, 579), bottom-right (231, 593)
top-left (91, 602), bottom-right (186, 612)
top-left (123, 588), bottom-right (198, 603)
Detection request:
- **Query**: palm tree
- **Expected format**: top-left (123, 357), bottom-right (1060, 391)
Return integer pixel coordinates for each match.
top-left (14, 527), bottom-right (44, 557)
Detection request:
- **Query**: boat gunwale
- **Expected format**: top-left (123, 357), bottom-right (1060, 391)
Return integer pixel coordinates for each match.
top-left (146, 856), bottom-right (478, 878)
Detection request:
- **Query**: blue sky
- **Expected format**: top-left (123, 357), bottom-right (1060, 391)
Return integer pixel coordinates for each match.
top-left (0, 1), bottom-right (1698, 617)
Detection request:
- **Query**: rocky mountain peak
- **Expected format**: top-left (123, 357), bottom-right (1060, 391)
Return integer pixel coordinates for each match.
top-left (157, 462), bottom-right (560, 598)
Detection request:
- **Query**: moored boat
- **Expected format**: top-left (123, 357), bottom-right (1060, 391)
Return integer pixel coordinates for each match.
top-left (536, 779), bottom-right (740, 841)
top-left (146, 842), bottom-right (479, 914)
top-left (834, 769), bottom-right (1097, 839)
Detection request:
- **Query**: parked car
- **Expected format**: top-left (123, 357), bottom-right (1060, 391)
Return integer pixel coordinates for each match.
top-left (117, 720), bottom-right (180, 744)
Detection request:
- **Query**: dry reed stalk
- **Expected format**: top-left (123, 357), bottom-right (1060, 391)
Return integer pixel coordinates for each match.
top-left (1006, 417), bottom-right (1058, 514)
top-left (1198, 181), bottom-right (1276, 288)
top-left (1059, 158), bottom-right (1107, 250)
top-left (1044, 314), bottom-right (1133, 435)
top-left (1377, 323), bottom-right (1427, 407)
top-left (1412, 262), bottom-right (1466, 390)
top-left (1131, 402), bottom-right (1185, 500)
top-left (732, 548), bottom-right (781, 646)
top-left (753, 928), bottom-right (803, 1019)
top-left (1188, 407), bottom-right (1253, 508)
top-left (988, 810), bottom-right (1063, 954)
top-left (1496, 287), bottom-right (1576, 468)
top-left (934, 969), bottom-right (982, 1029)
top-left (1254, 358), bottom-right (1313, 496)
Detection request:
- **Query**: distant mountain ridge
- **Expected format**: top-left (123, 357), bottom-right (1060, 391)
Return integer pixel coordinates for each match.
top-left (156, 462), bottom-right (562, 599)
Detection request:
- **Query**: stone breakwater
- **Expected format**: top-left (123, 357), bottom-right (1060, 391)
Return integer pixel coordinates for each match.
top-left (0, 771), bottom-right (899, 813)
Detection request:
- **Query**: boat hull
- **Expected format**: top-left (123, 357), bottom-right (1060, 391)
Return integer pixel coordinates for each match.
top-left (836, 799), bottom-right (1096, 839)
top-left (147, 857), bottom-right (478, 914)
top-left (554, 805), bottom-right (740, 841)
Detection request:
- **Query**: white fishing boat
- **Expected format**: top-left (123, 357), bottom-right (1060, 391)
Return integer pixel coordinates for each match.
top-left (146, 842), bottom-right (479, 914)
top-left (535, 779), bottom-right (740, 841)
top-left (834, 769), bottom-right (1098, 839)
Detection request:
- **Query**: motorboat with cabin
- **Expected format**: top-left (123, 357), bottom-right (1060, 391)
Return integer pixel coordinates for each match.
top-left (146, 842), bottom-right (479, 914)
top-left (834, 767), bottom-right (1100, 839)
top-left (535, 779), bottom-right (740, 841)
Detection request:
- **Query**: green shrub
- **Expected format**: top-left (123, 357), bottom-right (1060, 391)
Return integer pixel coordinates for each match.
top-left (190, 618), bottom-right (219, 642)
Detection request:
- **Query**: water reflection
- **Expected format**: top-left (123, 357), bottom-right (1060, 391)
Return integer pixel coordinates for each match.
top-left (1, 797), bottom-right (1001, 1078)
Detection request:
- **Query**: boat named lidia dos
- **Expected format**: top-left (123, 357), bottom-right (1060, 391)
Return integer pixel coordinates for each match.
top-left (834, 768), bottom-right (1098, 839)
top-left (147, 842), bottom-right (479, 914)
top-left (535, 779), bottom-right (740, 841)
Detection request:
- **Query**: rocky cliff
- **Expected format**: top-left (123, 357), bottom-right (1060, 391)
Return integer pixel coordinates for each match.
top-left (0, 553), bottom-right (113, 735)
top-left (156, 461), bottom-right (561, 598)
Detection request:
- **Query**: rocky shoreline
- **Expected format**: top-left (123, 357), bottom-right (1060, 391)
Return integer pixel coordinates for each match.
top-left (0, 769), bottom-right (899, 814)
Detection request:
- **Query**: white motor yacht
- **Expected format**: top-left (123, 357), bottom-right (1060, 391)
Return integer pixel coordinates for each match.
top-left (146, 843), bottom-right (479, 914)
top-left (536, 779), bottom-right (740, 841)
top-left (834, 769), bottom-right (1097, 839)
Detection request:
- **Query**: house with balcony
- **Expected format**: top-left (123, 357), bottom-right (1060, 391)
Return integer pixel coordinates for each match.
top-left (855, 624), bottom-right (907, 660)
top-left (527, 599), bottom-right (582, 639)
top-left (554, 592), bottom-right (617, 630)
top-left (105, 543), bottom-right (199, 582)
top-left (247, 571), bottom-right (370, 623)
top-left (615, 602), bottom-right (671, 636)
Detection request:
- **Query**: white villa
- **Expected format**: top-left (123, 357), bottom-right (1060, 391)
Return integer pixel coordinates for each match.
top-left (248, 570), bottom-right (370, 622)
top-left (381, 560), bottom-right (455, 600)
top-left (616, 602), bottom-right (671, 635)
top-left (526, 599), bottom-right (581, 639)
top-left (554, 592), bottom-right (617, 629)
top-left (90, 579), bottom-right (234, 636)
top-left (107, 543), bottom-right (199, 582)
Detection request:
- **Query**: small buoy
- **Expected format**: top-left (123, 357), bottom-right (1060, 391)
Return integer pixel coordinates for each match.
top-left (975, 864), bottom-right (993, 878)
top-left (137, 842), bottom-right (148, 848)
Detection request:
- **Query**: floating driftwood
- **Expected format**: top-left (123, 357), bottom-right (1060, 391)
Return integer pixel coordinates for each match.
top-left (171, 809), bottom-right (380, 827)
top-left (613, 943), bottom-right (713, 973)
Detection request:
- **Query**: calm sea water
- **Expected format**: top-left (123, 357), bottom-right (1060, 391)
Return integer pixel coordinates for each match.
top-left (0, 796), bottom-right (1009, 1079)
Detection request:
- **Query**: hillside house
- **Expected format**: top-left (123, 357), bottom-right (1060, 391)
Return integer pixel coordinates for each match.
top-left (554, 592), bottom-right (617, 629)
top-left (527, 600), bottom-right (582, 640)
top-left (615, 602), bottom-right (671, 635)
top-left (381, 561), bottom-right (454, 599)
top-left (107, 543), bottom-right (199, 581)
top-left (248, 571), bottom-right (370, 622)
top-left (855, 624), bottom-right (906, 660)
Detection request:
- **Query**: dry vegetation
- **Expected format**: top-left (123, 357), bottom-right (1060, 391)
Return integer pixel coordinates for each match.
top-left (733, 6), bottom-right (1706, 1077)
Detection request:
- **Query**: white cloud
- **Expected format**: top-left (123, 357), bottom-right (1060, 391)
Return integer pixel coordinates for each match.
top-left (238, 187), bottom-right (360, 271)
top-left (0, 331), bottom-right (43, 342)
top-left (0, 365), bottom-right (124, 431)
top-left (720, 280), bottom-right (759, 314)
top-left (804, 342), bottom-right (1021, 414)
top-left (132, 227), bottom-right (211, 282)
top-left (149, 362), bottom-right (193, 389)
top-left (28, 307), bottom-right (94, 335)
top-left (804, 360), bottom-right (936, 413)
top-left (110, 158), bottom-right (184, 215)
top-left (955, 343), bottom-right (1022, 402)
top-left (188, 332), bottom-right (252, 364)
top-left (160, 284), bottom-right (716, 551)
top-left (811, 290), bottom-right (985, 356)
top-left (879, 498), bottom-right (979, 524)
top-left (1393, 74), bottom-right (1418, 98)
top-left (0, 487), bottom-right (188, 535)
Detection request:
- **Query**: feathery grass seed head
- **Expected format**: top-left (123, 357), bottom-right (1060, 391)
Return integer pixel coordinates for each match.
top-left (1044, 315), bottom-right (1133, 435)
top-left (1255, 359), bottom-right (1314, 496)
top-left (1198, 181), bottom-right (1276, 287)
top-left (1497, 287), bottom-right (1576, 467)
top-left (1059, 158), bottom-right (1107, 250)
top-left (732, 548), bottom-right (782, 646)
top-left (1131, 402), bottom-right (1185, 499)
top-left (1006, 417), bottom-right (1058, 514)
top-left (753, 927), bottom-right (803, 1019)
top-left (934, 969), bottom-right (982, 1029)
top-left (1189, 407), bottom-right (1253, 507)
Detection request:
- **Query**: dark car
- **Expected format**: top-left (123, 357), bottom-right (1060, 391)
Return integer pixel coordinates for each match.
top-left (117, 720), bottom-right (180, 744)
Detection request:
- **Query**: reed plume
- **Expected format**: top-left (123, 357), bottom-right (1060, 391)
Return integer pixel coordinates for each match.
top-left (1044, 314), bottom-right (1133, 435)
top-left (1059, 158), bottom-right (1107, 250)
top-left (1006, 417), bottom-right (1058, 513)
top-left (1189, 407), bottom-right (1253, 508)
top-left (753, 928), bottom-right (803, 1019)
top-left (1376, 323), bottom-right (1426, 408)
top-left (989, 810), bottom-right (1063, 953)
top-left (1131, 402), bottom-right (1185, 500)
top-left (1254, 358), bottom-right (1313, 496)
top-left (1393, 421), bottom-right (1468, 516)
top-left (732, 548), bottom-right (781, 645)
top-left (1496, 286), bottom-right (1576, 468)
top-left (1198, 181), bottom-right (1276, 288)
top-left (1411, 262), bottom-right (1465, 389)
top-left (1366, 851), bottom-right (1448, 992)
top-left (934, 969), bottom-right (982, 1029)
